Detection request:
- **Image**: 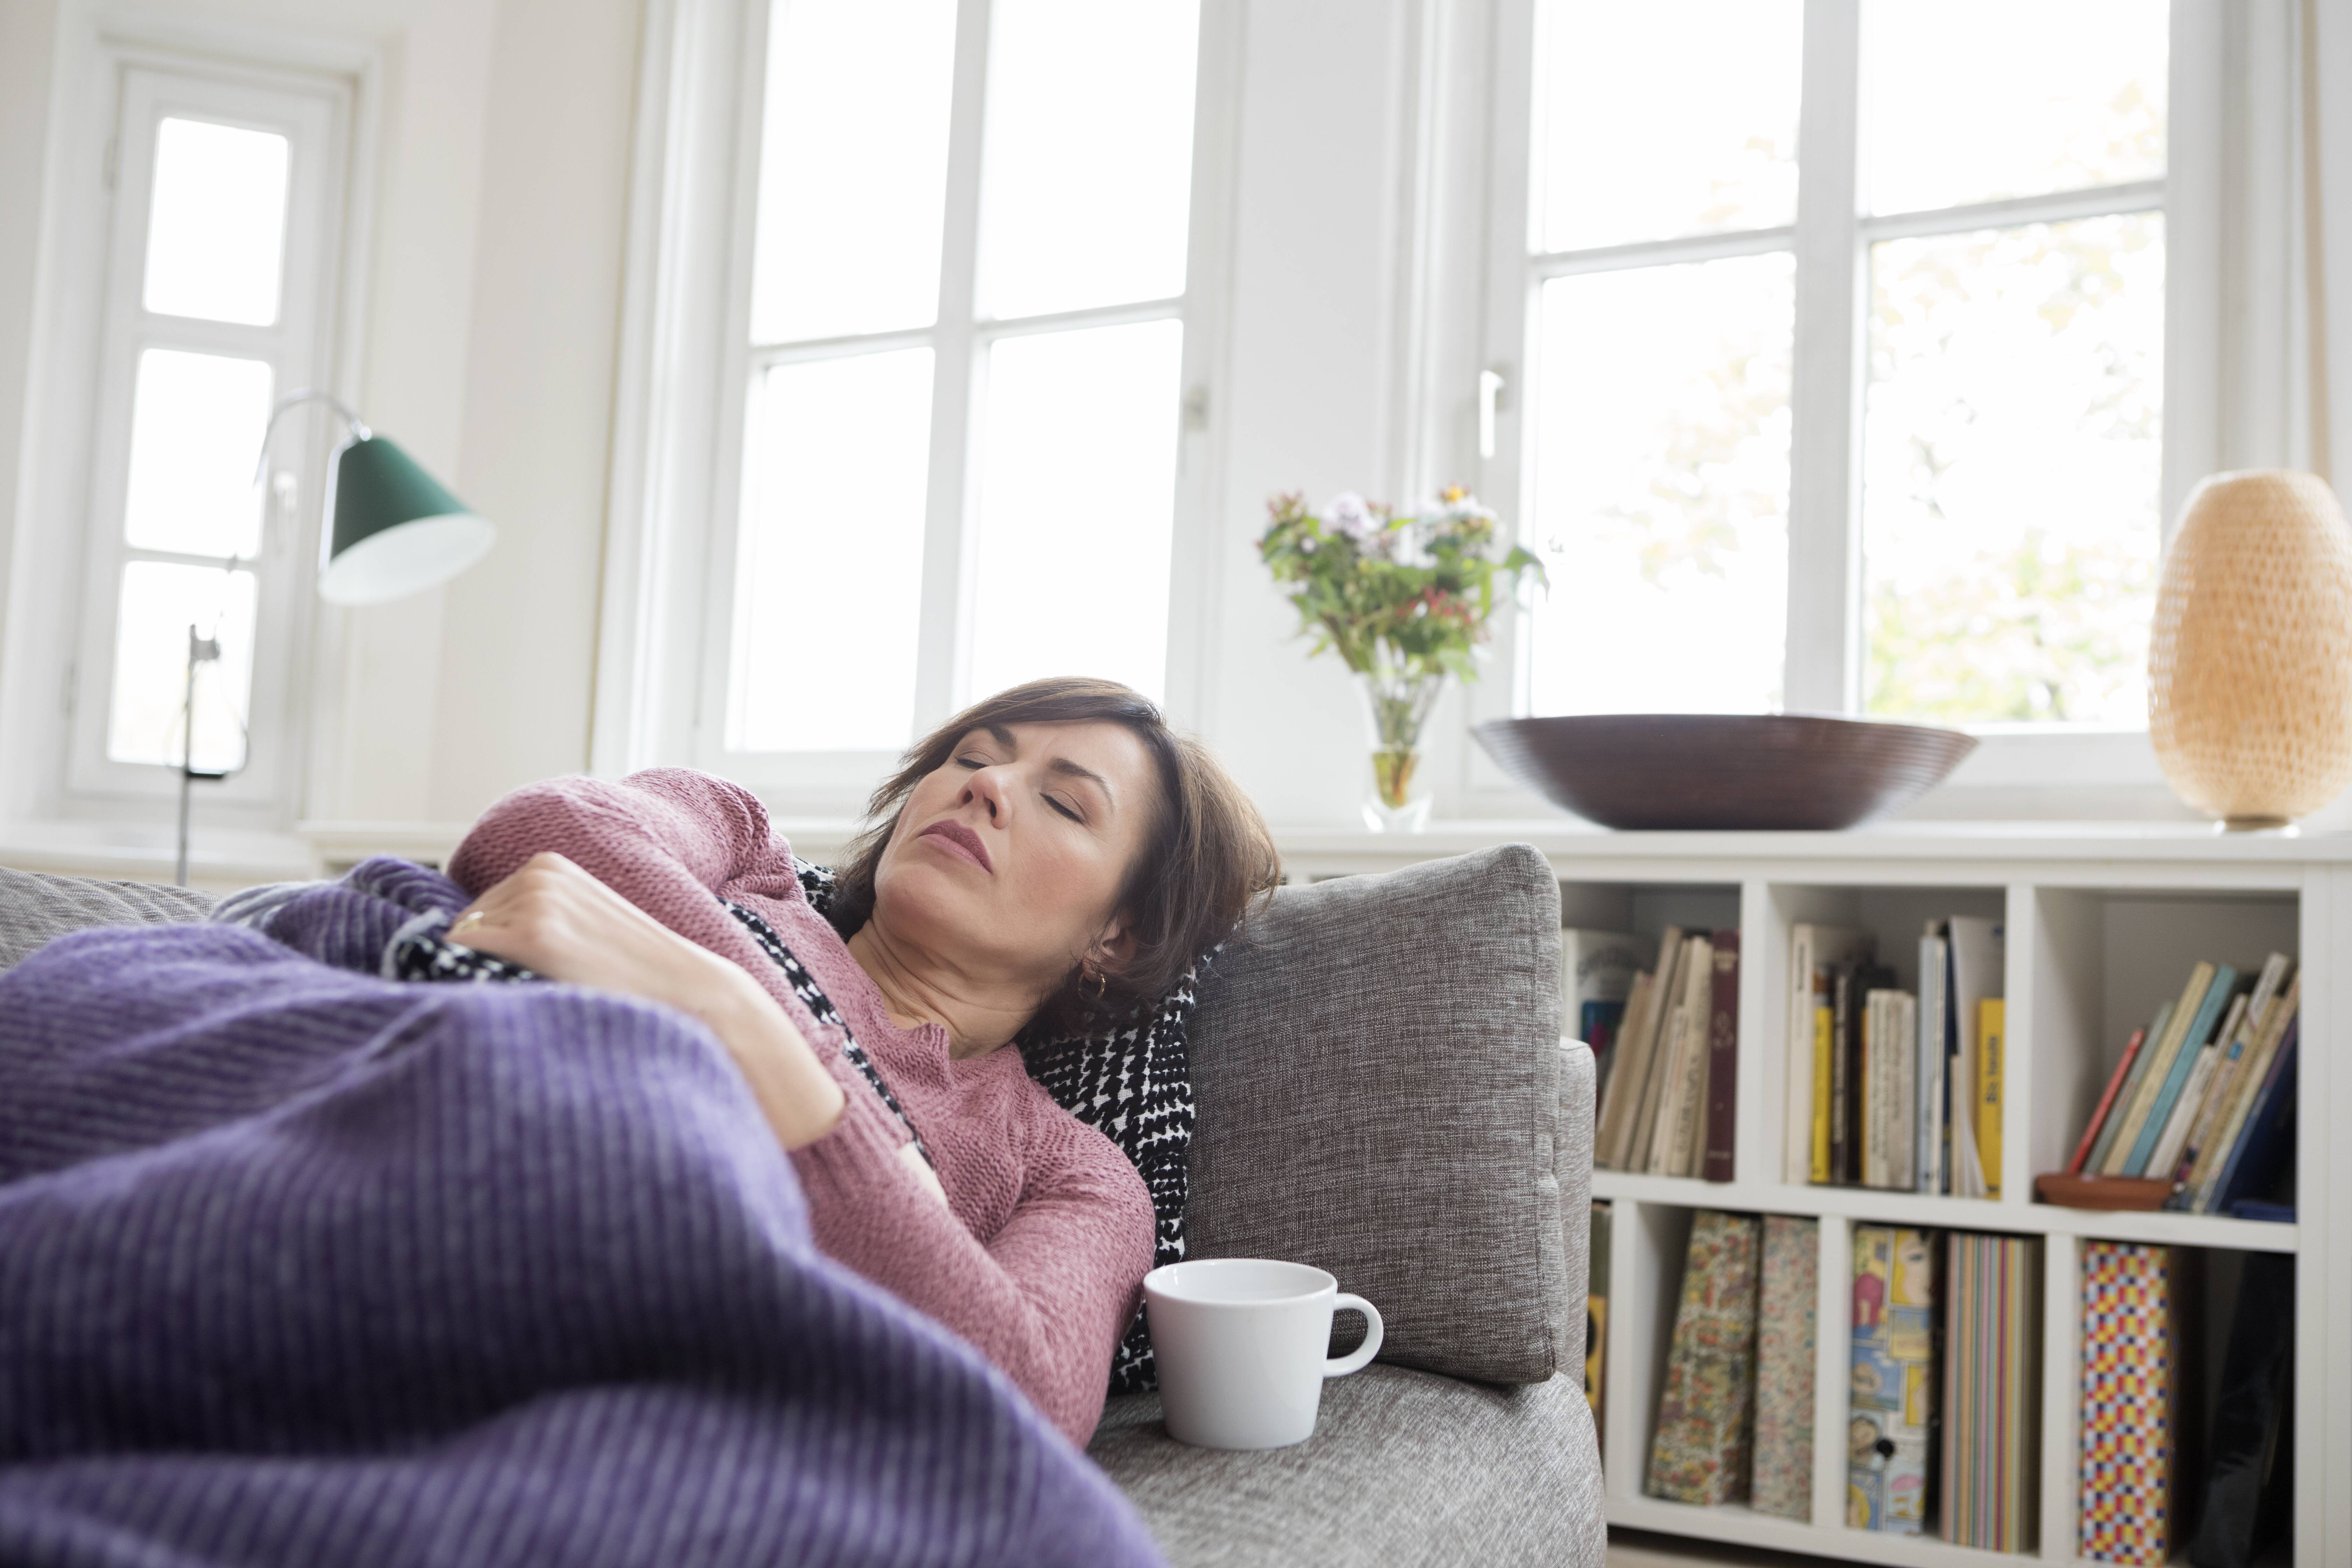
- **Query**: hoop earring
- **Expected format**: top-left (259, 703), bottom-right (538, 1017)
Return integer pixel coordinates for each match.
top-left (1083, 966), bottom-right (1108, 1001)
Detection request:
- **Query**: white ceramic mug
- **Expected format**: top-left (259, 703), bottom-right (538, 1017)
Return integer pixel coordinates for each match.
top-left (1143, 1258), bottom-right (1385, 1450)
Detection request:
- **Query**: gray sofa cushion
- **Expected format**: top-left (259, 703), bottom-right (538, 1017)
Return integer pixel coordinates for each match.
top-left (0, 866), bottom-right (216, 971)
top-left (1183, 844), bottom-right (1566, 1386)
top-left (1088, 1365), bottom-right (1603, 1567)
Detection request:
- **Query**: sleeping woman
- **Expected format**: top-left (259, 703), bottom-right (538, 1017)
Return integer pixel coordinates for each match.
top-left (439, 677), bottom-right (1280, 1446)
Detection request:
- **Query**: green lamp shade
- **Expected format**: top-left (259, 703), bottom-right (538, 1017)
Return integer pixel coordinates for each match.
top-left (318, 435), bottom-right (495, 606)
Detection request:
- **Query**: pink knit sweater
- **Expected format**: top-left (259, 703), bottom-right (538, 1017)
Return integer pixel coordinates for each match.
top-left (448, 769), bottom-right (1156, 1447)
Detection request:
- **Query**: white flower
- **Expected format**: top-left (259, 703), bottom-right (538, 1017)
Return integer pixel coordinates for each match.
top-left (1427, 487), bottom-right (1496, 524)
top-left (1324, 491), bottom-right (1379, 541)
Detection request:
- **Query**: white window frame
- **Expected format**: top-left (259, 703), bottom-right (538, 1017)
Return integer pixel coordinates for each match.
top-left (1462, 0), bottom-right (2238, 814)
top-left (63, 59), bottom-right (351, 816)
top-left (595, 0), bottom-right (1241, 816)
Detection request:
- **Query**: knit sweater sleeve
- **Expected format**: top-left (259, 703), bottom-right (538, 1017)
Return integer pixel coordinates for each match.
top-left (447, 770), bottom-right (1153, 1446)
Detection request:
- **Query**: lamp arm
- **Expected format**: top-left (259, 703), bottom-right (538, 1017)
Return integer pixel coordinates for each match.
top-left (253, 390), bottom-right (370, 484)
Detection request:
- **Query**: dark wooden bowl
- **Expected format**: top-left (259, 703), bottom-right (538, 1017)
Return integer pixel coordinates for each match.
top-left (1472, 713), bottom-right (1978, 831)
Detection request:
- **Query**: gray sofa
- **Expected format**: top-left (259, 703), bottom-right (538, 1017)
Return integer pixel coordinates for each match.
top-left (0, 846), bottom-right (1604, 1567)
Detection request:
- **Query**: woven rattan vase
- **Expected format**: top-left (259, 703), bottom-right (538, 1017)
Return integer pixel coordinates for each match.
top-left (2148, 470), bottom-right (2352, 829)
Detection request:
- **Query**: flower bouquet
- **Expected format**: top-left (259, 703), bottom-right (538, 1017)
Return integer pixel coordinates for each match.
top-left (1258, 486), bottom-right (1544, 830)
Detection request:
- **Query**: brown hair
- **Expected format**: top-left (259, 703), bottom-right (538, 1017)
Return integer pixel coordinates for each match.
top-left (829, 677), bottom-right (1281, 1038)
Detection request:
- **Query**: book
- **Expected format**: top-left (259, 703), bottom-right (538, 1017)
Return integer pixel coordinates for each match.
top-left (1700, 930), bottom-right (1741, 1182)
top-left (1597, 927), bottom-right (1682, 1169)
top-left (1942, 1231), bottom-right (2040, 1551)
top-left (2167, 958), bottom-right (2291, 1188)
top-left (1623, 930), bottom-right (1691, 1172)
top-left (2079, 1241), bottom-right (2178, 1565)
top-left (1916, 925), bottom-right (1948, 1194)
top-left (1976, 998), bottom-right (2004, 1198)
top-left (2144, 990), bottom-right (2244, 1186)
top-left (1786, 924), bottom-right (1872, 1184)
top-left (1751, 1214), bottom-right (1817, 1520)
top-left (1831, 957), bottom-right (1894, 1186)
top-left (1561, 927), bottom-right (1653, 1082)
top-left (2102, 963), bottom-right (2218, 1176)
top-left (1586, 1201), bottom-right (1611, 1445)
top-left (1847, 1224), bottom-right (1935, 1533)
top-left (2123, 964), bottom-right (2242, 1177)
top-left (2069, 1024), bottom-right (2148, 1174)
top-left (1862, 989), bottom-right (1916, 1190)
top-left (2088, 999), bottom-right (2174, 1175)
top-left (1812, 1000), bottom-right (1834, 1184)
top-left (1945, 916), bottom-right (2002, 1199)
top-left (1654, 933), bottom-right (1717, 1178)
top-left (2183, 975), bottom-right (2298, 1211)
top-left (1645, 1211), bottom-right (1762, 1505)
top-left (2187, 1251), bottom-right (2294, 1568)
top-left (2206, 1019), bottom-right (2298, 1217)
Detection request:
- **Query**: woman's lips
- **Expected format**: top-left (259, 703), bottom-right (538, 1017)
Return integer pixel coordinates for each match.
top-left (918, 819), bottom-right (993, 873)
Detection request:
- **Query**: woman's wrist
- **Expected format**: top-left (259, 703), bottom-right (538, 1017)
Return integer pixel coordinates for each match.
top-left (697, 968), bottom-right (848, 1151)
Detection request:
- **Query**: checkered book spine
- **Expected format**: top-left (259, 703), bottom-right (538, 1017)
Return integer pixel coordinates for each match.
top-left (1750, 1214), bottom-right (1816, 1520)
top-left (1644, 1211), bottom-right (1762, 1506)
top-left (2079, 1241), bottom-right (2174, 1565)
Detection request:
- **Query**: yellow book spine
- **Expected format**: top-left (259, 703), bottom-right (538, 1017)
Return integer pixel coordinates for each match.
top-left (1811, 1003), bottom-right (1833, 1184)
top-left (1977, 999), bottom-right (2004, 1199)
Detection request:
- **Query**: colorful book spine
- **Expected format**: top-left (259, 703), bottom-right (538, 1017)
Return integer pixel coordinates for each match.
top-left (1701, 930), bottom-right (1741, 1183)
top-left (2090, 998), bottom-right (2174, 1175)
top-left (2122, 964), bottom-right (2238, 1176)
top-left (1645, 1211), bottom-right (1762, 1505)
top-left (2070, 1026), bottom-right (2146, 1174)
top-left (1917, 926), bottom-right (1947, 1195)
top-left (1847, 1225), bottom-right (1935, 1534)
top-left (1751, 1214), bottom-right (1817, 1520)
top-left (1586, 1201), bottom-right (1611, 1445)
top-left (1943, 1232), bottom-right (2040, 1551)
top-left (2079, 1241), bottom-right (2176, 1564)
top-left (1811, 1001), bottom-right (1833, 1185)
top-left (1976, 998), bottom-right (2004, 1198)
top-left (2207, 1021), bottom-right (2298, 1217)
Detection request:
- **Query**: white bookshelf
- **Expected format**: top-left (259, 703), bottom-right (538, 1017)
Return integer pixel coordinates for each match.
top-left (1277, 824), bottom-right (2347, 1568)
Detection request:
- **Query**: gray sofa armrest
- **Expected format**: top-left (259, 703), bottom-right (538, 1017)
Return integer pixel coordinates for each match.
top-left (1182, 845), bottom-right (1571, 1386)
top-left (1558, 1037), bottom-right (1593, 1348)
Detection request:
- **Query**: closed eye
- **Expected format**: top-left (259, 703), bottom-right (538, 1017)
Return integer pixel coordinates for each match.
top-left (1046, 795), bottom-right (1083, 823)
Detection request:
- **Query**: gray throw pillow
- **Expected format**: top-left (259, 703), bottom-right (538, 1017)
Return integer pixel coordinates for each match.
top-left (1182, 843), bottom-right (1568, 1386)
top-left (0, 866), bottom-right (217, 972)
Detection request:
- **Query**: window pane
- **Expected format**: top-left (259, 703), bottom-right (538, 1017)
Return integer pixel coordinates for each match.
top-left (123, 349), bottom-right (272, 558)
top-left (966, 320), bottom-right (1182, 701)
top-left (1865, 0), bottom-right (2167, 215)
top-left (1534, 0), bottom-right (1801, 253)
top-left (974, 0), bottom-right (1199, 319)
top-left (1525, 256), bottom-right (1795, 715)
top-left (730, 349), bottom-right (934, 751)
top-left (107, 561), bottom-right (258, 770)
top-left (1863, 213), bottom-right (2164, 724)
top-left (142, 117), bottom-right (291, 326)
top-left (749, 0), bottom-right (958, 343)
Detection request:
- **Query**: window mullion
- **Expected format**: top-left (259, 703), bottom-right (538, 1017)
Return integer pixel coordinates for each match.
top-left (1783, 0), bottom-right (1865, 715)
top-left (912, 0), bottom-right (994, 736)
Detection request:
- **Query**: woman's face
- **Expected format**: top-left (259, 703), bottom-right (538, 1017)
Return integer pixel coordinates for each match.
top-left (870, 719), bottom-right (1160, 995)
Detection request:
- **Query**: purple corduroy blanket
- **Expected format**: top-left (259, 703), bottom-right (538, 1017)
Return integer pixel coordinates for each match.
top-left (0, 860), bottom-right (1164, 1568)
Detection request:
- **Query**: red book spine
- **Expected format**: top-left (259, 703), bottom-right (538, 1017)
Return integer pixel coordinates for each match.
top-left (2068, 1027), bottom-right (2147, 1175)
top-left (1702, 929), bottom-right (1741, 1182)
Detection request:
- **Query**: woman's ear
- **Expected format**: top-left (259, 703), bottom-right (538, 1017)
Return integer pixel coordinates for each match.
top-left (1086, 913), bottom-right (1139, 978)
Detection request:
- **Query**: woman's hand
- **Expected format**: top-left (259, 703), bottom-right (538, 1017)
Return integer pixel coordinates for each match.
top-left (449, 852), bottom-right (850, 1152)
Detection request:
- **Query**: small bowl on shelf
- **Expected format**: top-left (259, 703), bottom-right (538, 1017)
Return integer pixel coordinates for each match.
top-left (1471, 713), bottom-right (1978, 832)
top-left (2033, 1172), bottom-right (2176, 1212)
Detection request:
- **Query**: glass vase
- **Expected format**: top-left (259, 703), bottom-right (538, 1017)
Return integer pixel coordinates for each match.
top-left (1356, 669), bottom-right (1445, 832)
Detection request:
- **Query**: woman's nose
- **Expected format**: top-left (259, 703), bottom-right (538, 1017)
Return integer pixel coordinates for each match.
top-left (961, 768), bottom-right (1006, 821)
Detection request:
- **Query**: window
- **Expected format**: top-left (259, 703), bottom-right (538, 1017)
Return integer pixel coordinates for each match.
top-left (1500, 0), bottom-right (2178, 729)
top-left (714, 0), bottom-right (1206, 763)
top-left (68, 63), bottom-right (348, 807)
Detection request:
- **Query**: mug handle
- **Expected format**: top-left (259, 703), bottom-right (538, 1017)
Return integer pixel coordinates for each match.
top-left (1323, 1294), bottom-right (1385, 1378)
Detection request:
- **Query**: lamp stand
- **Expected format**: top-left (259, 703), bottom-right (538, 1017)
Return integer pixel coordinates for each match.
top-left (175, 623), bottom-right (226, 887)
